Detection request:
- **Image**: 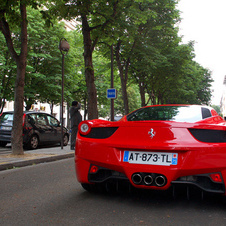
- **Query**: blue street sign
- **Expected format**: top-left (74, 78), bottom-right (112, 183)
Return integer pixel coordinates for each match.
top-left (107, 88), bottom-right (117, 99)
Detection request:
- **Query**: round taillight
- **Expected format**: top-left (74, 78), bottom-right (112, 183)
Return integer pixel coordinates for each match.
top-left (79, 122), bottom-right (91, 135)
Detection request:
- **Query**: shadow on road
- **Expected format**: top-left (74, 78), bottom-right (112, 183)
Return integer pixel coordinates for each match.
top-left (77, 183), bottom-right (226, 206)
top-left (43, 184), bottom-right (226, 225)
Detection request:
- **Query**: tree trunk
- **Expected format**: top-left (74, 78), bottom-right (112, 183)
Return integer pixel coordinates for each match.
top-left (11, 4), bottom-right (27, 155)
top-left (50, 102), bottom-right (54, 115)
top-left (138, 80), bottom-right (146, 107)
top-left (120, 76), bottom-right (129, 115)
top-left (115, 42), bottom-right (129, 115)
top-left (0, 99), bottom-right (5, 114)
top-left (81, 14), bottom-right (98, 120)
top-left (11, 59), bottom-right (26, 155)
top-left (0, 3), bottom-right (27, 155)
top-left (151, 91), bottom-right (156, 105)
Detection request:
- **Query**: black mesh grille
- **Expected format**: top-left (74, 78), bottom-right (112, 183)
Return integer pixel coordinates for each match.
top-left (189, 128), bottom-right (226, 143)
top-left (81, 127), bottom-right (118, 139)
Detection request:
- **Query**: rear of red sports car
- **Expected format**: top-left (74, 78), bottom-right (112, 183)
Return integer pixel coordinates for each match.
top-left (75, 105), bottom-right (226, 195)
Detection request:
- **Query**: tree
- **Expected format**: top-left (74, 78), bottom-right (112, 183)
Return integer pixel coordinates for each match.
top-left (0, 1), bottom-right (70, 154)
top-left (212, 105), bottom-right (221, 115)
top-left (0, 1), bottom-right (30, 155)
top-left (46, 0), bottom-right (135, 119)
top-left (0, 0), bottom-right (214, 141)
top-left (0, 5), bottom-right (87, 116)
top-left (25, 8), bottom-right (66, 110)
top-left (111, 0), bottom-right (180, 113)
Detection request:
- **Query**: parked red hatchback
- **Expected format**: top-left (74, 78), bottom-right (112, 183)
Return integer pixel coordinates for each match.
top-left (0, 111), bottom-right (69, 149)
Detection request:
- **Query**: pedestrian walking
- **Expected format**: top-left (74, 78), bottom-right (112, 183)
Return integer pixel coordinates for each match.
top-left (70, 101), bottom-right (82, 150)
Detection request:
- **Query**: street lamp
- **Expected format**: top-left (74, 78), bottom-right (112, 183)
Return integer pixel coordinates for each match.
top-left (59, 38), bottom-right (70, 149)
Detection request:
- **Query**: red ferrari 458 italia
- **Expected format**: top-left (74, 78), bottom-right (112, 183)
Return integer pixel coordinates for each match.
top-left (75, 105), bottom-right (226, 196)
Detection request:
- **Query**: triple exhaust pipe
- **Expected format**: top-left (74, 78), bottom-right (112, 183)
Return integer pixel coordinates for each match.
top-left (132, 173), bottom-right (167, 187)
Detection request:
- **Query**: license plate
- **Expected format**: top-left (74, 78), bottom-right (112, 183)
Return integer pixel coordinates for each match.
top-left (1, 126), bottom-right (12, 131)
top-left (123, 151), bottom-right (178, 166)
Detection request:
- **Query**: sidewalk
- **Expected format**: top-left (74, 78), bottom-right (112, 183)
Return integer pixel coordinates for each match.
top-left (0, 144), bottom-right (74, 171)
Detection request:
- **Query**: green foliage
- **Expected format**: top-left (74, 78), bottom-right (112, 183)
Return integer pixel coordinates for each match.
top-left (0, 33), bottom-right (16, 105)
top-left (0, 0), bottom-right (213, 117)
top-left (64, 30), bottom-right (87, 105)
top-left (24, 7), bottom-right (65, 108)
top-left (211, 105), bottom-right (221, 115)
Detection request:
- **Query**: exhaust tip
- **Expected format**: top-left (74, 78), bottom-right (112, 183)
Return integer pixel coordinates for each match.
top-left (155, 175), bottom-right (166, 187)
top-left (144, 175), bottom-right (153, 185)
top-left (132, 173), bottom-right (142, 185)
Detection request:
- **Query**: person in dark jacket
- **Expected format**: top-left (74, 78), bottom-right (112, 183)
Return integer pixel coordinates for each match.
top-left (70, 101), bottom-right (82, 150)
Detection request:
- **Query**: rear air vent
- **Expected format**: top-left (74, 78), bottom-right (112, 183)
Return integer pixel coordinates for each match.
top-left (188, 128), bottom-right (226, 143)
top-left (80, 127), bottom-right (118, 139)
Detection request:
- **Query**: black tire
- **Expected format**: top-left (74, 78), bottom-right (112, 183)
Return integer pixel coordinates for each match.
top-left (0, 141), bottom-right (8, 147)
top-left (63, 134), bottom-right (69, 146)
top-left (26, 134), bottom-right (39, 150)
top-left (81, 183), bottom-right (107, 193)
top-left (81, 183), bottom-right (99, 192)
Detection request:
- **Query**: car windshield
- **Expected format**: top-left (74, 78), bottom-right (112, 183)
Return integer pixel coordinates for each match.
top-left (127, 106), bottom-right (204, 123)
top-left (0, 113), bottom-right (14, 123)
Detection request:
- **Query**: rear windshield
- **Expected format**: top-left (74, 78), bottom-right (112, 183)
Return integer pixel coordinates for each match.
top-left (127, 106), bottom-right (208, 123)
top-left (0, 113), bottom-right (14, 123)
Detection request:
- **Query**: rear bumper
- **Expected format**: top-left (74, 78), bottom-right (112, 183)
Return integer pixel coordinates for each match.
top-left (0, 134), bottom-right (11, 142)
top-left (75, 139), bottom-right (226, 194)
top-left (75, 157), bottom-right (226, 194)
top-left (0, 133), bottom-right (30, 144)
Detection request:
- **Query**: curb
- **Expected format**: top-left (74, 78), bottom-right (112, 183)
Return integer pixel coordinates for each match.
top-left (0, 153), bottom-right (74, 171)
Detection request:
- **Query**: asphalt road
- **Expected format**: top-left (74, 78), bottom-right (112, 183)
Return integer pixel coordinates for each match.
top-left (1, 158), bottom-right (226, 226)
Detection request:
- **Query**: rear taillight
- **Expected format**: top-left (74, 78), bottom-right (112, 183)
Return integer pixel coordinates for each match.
top-left (80, 127), bottom-right (118, 139)
top-left (188, 128), bottom-right (226, 143)
top-left (79, 122), bottom-right (91, 135)
top-left (22, 114), bottom-right (26, 127)
top-left (79, 121), bottom-right (118, 138)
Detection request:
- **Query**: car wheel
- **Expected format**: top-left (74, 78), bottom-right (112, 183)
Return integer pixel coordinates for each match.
top-left (0, 141), bottom-right (7, 147)
top-left (63, 134), bottom-right (69, 146)
top-left (27, 135), bottom-right (39, 149)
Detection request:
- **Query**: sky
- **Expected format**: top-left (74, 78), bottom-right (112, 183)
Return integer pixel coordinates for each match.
top-left (177, 0), bottom-right (226, 105)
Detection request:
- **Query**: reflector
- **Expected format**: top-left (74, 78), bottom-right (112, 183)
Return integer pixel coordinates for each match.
top-left (90, 165), bottom-right (98, 174)
top-left (210, 173), bottom-right (222, 183)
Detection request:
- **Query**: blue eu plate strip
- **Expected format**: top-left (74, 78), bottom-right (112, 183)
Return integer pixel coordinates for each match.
top-left (123, 151), bottom-right (129, 162)
top-left (171, 153), bottom-right (178, 165)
